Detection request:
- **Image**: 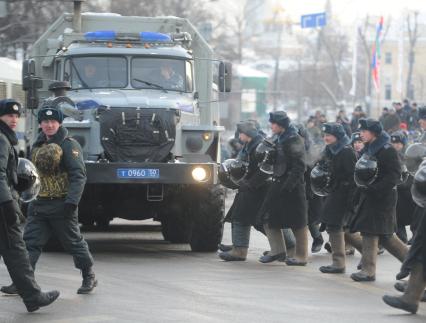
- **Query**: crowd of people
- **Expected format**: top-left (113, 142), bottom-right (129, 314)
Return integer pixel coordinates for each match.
top-left (219, 104), bottom-right (426, 315)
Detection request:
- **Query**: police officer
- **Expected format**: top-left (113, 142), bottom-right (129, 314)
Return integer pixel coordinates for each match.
top-left (383, 166), bottom-right (426, 314)
top-left (0, 99), bottom-right (59, 312)
top-left (258, 111), bottom-right (309, 265)
top-left (391, 131), bottom-right (416, 244)
top-left (219, 121), bottom-right (269, 261)
top-left (2, 106), bottom-right (97, 294)
top-left (417, 107), bottom-right (426, 143)
top-left (350, 118), bottom-right (408, 282)
top-left (316, 123), bottom-right (357, 274)
top-left (351, 132), bottom-right (364, 158)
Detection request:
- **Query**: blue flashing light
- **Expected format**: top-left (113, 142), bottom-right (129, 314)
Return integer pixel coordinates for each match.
top-left (139, 32), bottom-right (171, 42)
top-left (84, 30), bottom-right (171, 42)
top-left (84, 30), bottom-right (116, 41)
top-left (76, 100), bottom-right (101, 110)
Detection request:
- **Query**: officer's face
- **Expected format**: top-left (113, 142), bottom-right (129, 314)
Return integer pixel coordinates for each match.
top-left (392, 142), bottom-right (404, 152)
top-left (161, 65), bottom-right (173, 80)
top-left (419, 118), bottom-right (426, 130)
top-left (353, 141), bottom-right (364, 152)
top-left (239, 133), bottom-right (251, 143)
top-left (0, 113), bottom-right (20, 130)
top-left (270, 123), bottom-right (284, 134)
top-left (84, 65), bottom-right (96, 78)
top-left (40, 119), bottom-right (60, 137)
top-left (323, 133), bottom-right (337, 145)
top-left (360, 130), bottom-right (375, 143)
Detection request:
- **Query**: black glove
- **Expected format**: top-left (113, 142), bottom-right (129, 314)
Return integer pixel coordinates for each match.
top-left (0, 201), bottom-right (17, 226)
top-left (64, 203), bottom-right (77, 217)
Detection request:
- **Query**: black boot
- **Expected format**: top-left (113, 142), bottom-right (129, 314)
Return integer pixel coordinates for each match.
top-left (394, 281), bottom-right (426, 302)
top-left (77, 268), bottom-right (98, 294)
top-left (1, 283), bottom-right (18, 295)
top-left (382, 295), bottom-right (418, 314)
top-left (259, 252), bottom-right (286, 263)
top-left (311, 235), bottom-right (324, 253)
top-left (24, 290), bottom-right (60, 313)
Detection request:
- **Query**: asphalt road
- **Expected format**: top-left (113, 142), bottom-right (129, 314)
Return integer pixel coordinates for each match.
top-left (0, 194), bottom-right (425, 323)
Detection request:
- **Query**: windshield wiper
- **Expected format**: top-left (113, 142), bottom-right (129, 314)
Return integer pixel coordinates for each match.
top-left (70, 59), bottom-right (91, 91)
top-left (133, 78), bottom-right (168, 93)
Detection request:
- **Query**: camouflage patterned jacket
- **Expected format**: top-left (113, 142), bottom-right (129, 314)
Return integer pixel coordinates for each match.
top-left (31, 126), bottom-right (86, 206)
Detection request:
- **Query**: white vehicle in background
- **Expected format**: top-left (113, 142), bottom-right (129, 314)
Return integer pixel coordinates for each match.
top-left (0, 57), bottom-right (26, 156)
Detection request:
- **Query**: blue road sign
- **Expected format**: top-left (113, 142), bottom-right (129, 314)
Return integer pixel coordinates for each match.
top-left (301, 12), bottom-right (327, 29)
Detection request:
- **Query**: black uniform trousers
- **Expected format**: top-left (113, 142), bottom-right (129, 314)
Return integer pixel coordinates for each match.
top-left (0, 211), bottom-right (41, 302)
top-left (23, 199), bottom-right (94, 270)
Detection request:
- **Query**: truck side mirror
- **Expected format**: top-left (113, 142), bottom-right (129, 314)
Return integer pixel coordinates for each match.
top-left (218, 62), bottom-right (232, 93)
top-left (22, 59), bottom-right (43, 109)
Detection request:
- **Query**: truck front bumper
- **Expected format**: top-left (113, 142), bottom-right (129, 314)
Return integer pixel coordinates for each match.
top-left (85, 162), bottom-right (219, 185)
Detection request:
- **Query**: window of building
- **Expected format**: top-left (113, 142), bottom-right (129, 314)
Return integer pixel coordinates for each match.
top-left (385, 52), bottom-right (392, 64)
top-left (385, 84), bottom-right (392, 100)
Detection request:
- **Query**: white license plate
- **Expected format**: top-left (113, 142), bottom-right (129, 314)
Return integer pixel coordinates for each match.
top-left (116, 168), bottom-right (160, 179)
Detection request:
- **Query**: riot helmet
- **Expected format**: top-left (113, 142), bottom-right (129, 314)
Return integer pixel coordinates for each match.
top-left (255, 139), bottom-right (276, 175)
top-left (15, 158), bottom-right (40, 203)
top-left (310, 163), bottom-right (332, 196)
top-left (218, 159), bottom-right (239, 189)
top-left (354, 154), bottom-right (378, 187)
top-left (229, 159), bottom-right (248, 184)
top-left (405, 143), bottom-right (426, 175)
top-left (412, 165), bottom-right (426, 207)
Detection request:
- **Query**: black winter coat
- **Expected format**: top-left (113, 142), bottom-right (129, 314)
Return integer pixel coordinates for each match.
top-left (350, 133), bottom-right (402, 235)
top-left (227, 135), bottom-right (269, 226)
top-left (0, 120), bottom-right (24, 249)
top-left (319, 142), bottom-right (357, 228)
top-left (258, 126), bottom-right (307, 229)
top-left (396, 151), bottom-right (416, 226)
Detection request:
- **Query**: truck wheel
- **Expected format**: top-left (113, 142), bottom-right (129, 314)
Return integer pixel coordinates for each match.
top-left (161, 200), bottom-right (193, 243)
top-left (189, 185), bottom-right (225, 252)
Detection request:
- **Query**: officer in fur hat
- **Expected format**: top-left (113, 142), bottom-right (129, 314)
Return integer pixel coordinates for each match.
top-left (1, 106), bottom-right (97, 295)
top-left (0, 99), bottom-right (59, 312)
top-left (218, 120), bottom-right (270, 261)
top-left (316, 123), bottom-right (358, 274)
top-left (350, 118), bottom-right (408, 282)
top-left (257, 111), bottom-right (309, 265)
top-left (390, 131), bottom-right (416, 244)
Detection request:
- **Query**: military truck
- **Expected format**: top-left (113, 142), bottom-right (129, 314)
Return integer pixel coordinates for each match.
top-left (22, 1), bottom-right (232, 251)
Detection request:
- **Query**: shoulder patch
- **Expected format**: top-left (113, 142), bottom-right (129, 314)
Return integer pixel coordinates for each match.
top-left (71, 148), bottom-right (80, 158)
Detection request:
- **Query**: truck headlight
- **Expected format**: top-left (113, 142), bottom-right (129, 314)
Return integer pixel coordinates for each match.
top-left (192, 167), bottom-right (209, 182)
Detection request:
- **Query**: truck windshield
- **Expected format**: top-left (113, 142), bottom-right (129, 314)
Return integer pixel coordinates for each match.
top-left (64, 56), bottom-right (127, 89)
top-left (131, 58), bottom-right (192, 93)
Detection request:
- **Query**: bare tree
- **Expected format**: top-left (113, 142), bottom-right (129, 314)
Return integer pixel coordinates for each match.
top-left (110, 0), bottom-right (215, 27)
top-left (0, 0), bottom-right (104, 58)
top-left (406, 11), bottom-right (419, 100)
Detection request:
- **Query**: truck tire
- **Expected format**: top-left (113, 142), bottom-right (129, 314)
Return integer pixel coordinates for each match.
top-left (189, 185), bottom-right (225, 252)
top-left (161, 196), bottom-right (193, 243)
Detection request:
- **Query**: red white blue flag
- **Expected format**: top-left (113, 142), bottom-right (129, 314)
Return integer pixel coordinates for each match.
top-left (372, 17), bottom-right (384, 91)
